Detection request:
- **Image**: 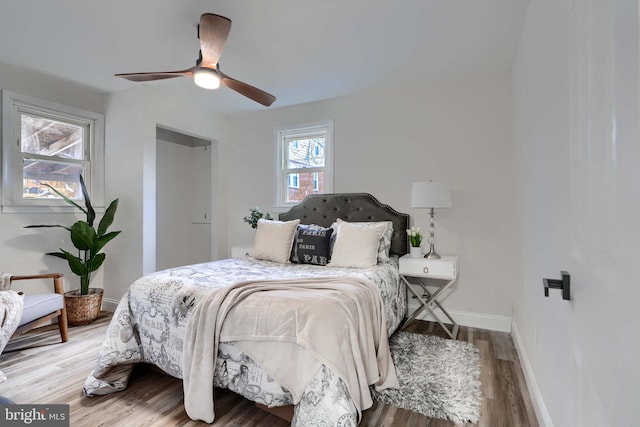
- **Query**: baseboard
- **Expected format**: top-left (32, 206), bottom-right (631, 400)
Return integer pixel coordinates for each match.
top-left (511, 320), bottom-right (554, 427)
top-left (102, 297), bottom-right (119, 312)
top-left (407, 303), bottom-right (512, 332)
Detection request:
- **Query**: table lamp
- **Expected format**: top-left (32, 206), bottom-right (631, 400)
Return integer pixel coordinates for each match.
top-left (411, 181), bottom-right (452, 259)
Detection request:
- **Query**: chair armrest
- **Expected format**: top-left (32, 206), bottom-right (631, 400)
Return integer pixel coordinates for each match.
top-left (9, 273), bottom-right (63, 281)
top-left (9, 273), bottom-right (65, 295)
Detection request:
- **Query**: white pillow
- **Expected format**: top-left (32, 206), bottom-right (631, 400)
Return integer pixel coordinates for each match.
top-left (250, 218), bottom-right (300, 263)
top-left (334, 218), bottom-right (394, 262)
top-left (329, 221), bottom-right (387, 268)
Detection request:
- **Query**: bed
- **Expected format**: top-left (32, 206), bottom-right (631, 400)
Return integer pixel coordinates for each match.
top-left (83, 193), bottom-right (409, 426)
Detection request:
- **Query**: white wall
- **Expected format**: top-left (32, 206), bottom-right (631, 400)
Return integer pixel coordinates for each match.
top-left (225, 71), bottom-right (518, 325)
top-left (103, 86), bottom-right (228, 309)
top-left (513, 0), bottom-right (640, 425)
top-left (0, 61), bottom-right (229, 307)
top-left (102, 87), bottom-right (151, 307)
top-left (156, 140), bottom-right (211, 270)
top-left (0, 61), bottom-right (107, 294)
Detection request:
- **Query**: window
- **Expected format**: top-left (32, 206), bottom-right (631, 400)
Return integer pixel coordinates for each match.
top-left (288, 173), bottom-right (300, 189)
top-left (2, 90), bottom-right (105, 212)
top-left (276, 120), bottom-right (333, 207)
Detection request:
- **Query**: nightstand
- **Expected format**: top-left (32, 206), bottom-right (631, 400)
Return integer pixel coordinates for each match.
top-left (399, 254), bottom-right (459, 339)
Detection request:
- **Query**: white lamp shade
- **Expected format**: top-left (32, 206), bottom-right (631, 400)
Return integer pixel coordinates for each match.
top-left (411, 181), bottom-right (452, 208)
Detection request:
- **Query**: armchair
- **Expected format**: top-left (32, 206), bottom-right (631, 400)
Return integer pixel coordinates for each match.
top-left (9, 273), bottom-right (68, 343)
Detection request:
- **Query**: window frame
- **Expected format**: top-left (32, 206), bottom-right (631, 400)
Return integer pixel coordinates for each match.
top-left (288, 173), bottom-right (300, 189)
top-left (1, 90), bottom-right (105, 213)
top-left (275, 120), bottom-right (334, 209)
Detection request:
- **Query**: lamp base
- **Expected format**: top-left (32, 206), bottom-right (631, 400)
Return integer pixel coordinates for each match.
top-left (424, 250), bottom-right (441, 259)
top-left (424, 242), bottom-right (441, 259)
top-left (423, 208), bottom-right (443, 259)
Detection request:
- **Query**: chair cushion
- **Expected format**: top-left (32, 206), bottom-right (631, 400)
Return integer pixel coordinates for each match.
top-left (19, 294), bottom-right (63, 326)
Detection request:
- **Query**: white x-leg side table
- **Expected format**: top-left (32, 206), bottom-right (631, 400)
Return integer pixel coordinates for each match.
top-left (399, 254), bottom-right (459, 339)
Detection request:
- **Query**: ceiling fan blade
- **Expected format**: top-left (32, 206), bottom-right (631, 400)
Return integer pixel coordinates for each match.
top-left (219, 71), bottom-right (276, 107)
top-left (199, 13), bottom-right (232, 68)
top-left (115, 67), bottom-right (195, 82)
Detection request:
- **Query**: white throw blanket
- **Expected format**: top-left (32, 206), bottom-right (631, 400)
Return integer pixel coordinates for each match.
top-left (0, 273), bottom-right (12, 291)
top-left (183, 276), bottom-right (398, 424)
top-left (0, 289), bottom-right (24, 383)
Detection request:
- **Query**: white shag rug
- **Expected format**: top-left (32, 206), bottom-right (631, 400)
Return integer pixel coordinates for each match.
top-left (372, 331), bottom-right (481, 424)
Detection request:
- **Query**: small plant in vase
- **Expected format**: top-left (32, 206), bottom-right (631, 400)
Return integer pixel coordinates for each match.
top-left (243, 207), bottom-right (273, 229)
top-left (407, 226), bottom-right (423, 258)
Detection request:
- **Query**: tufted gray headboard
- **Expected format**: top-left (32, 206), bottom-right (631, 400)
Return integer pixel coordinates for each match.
top-left (279, 193), bottom-right (409, 256)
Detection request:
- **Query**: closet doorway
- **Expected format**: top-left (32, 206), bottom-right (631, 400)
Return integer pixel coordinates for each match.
top-left (156, 126), bottom-right (212, 270)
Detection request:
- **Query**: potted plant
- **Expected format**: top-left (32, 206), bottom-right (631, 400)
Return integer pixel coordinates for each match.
top-left (407, 226), bottom-right (423, 258)
top-left (25, 175), bottom-right (120, 325)
top-left (243, 207), bottom-right (273, 229)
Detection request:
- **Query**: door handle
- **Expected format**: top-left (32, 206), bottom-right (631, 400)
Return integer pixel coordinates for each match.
top-left (543, 271), bottom-right (570, 300)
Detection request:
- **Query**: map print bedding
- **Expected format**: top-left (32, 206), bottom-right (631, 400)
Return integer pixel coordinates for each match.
top-left (84, 256), bottom-right (405, 425)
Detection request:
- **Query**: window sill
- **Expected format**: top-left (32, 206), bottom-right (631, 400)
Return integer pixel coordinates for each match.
top-left (2, 205), bottom-right (105, 214)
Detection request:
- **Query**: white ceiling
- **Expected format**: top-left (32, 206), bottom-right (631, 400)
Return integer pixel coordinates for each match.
top-left (0, 0), bottom-right (528, 116)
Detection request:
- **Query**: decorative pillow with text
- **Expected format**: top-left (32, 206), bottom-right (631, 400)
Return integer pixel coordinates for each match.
top-left (290, 224), bottom-right (333, 266)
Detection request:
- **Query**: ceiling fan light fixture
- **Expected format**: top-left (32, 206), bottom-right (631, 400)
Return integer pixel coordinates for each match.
top-left (115, 13), bottom-right (275, 106)
top-left (193, 67), bottom-right (220, 89)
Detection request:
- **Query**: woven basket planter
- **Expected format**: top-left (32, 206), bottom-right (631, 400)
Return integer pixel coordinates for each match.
top-left (64, 288), bottom-right (103, 326)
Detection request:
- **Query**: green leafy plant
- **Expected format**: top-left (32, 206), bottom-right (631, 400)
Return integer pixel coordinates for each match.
top-left (243, 207), bottom-right (273, 229)
top-left (25, 175), bottom-right (120, 295)
top-left (406, 226), bottom-right (423, 248)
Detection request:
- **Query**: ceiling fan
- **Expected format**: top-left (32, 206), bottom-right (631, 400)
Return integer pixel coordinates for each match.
top-left (115, 13), bottom-right (276, 107)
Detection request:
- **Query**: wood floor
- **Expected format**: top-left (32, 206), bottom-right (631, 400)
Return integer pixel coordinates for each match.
top-left (0, 313), bottom-right (539, 426)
